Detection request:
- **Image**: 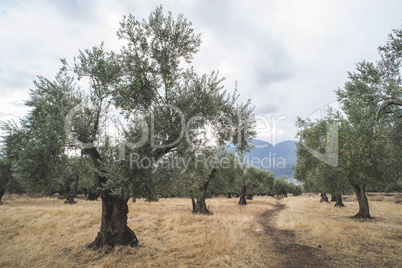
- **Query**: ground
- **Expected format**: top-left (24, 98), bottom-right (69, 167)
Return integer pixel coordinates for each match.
top-left (0, 194), bottom-right (401, 267)
top-left (259, 199), bottom-right (333, 267)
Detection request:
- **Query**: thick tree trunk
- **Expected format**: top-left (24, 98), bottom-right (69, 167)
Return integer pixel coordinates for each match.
top-left (87, 194), bottom-right (138, 249)
top-left (238, 185), bottom-right (247, 205)
top-left (84, 147), bottom-right (138, 249)
top-left (193, 195), bottom-right (211, 214)
top-left (226, 192), bottom-right (232, 198)
top-left (320, 192), bottom-right (329, 202)
top-left (352, 184), bottom-right (370, 218)
top-left (334, 194), bottom-right (345, 207)
top-left (330, 194), bottom-right (337, 202)
top-left (193, 169), bottom-right (216, 214)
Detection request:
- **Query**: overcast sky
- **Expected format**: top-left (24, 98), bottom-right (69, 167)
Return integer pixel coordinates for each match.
top-left (1, 0), bottom-right (401, 144)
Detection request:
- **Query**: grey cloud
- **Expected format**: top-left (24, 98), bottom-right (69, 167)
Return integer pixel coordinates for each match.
top-left (254, 63), bottom-right (294, 88)
top-left (47, 0), bottom-right (97, 22)
top-left (187, 2), bottom-right (295, 88)
top-left (0, 111), bottom-right (20, 117)
top-left (1, 0), bottom-right (401, 145)
top-left (255, 104), bottom-right (280, 115)
top-left (0, 76), bottom-right (34, 94)
top-left (0, 65), bottom-right (36, 94)
top-left (192, 1), bottom-right (260, 49)
top-left (9, 101), bottom-right (25, 107)
top-left (251, 36), bottom-right (294, 87)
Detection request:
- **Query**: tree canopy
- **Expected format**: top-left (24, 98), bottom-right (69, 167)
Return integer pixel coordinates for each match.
top-left (295, 26), bottom-right (402, 218)
top-left (0, 6), bottom-right (256, 248)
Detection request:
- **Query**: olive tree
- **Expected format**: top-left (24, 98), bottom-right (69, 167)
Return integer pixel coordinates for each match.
top-left (62, 6), bottom-right (255, 248)
top-left (295, 27), bottom-right (401, 218)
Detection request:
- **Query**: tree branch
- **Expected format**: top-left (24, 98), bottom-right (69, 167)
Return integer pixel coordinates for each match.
top-left (376, 100), bottom-right (402, 120)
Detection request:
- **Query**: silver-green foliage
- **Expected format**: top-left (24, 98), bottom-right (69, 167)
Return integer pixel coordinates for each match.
top-left (295, 27), bottom-right (402, 198)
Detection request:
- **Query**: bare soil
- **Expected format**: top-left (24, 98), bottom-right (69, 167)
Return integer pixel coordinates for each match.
top-left (258, 198), bottom-right (343, 267)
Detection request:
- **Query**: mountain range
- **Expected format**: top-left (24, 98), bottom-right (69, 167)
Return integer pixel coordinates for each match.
top-left (229, 139), bottom-right (297, 178)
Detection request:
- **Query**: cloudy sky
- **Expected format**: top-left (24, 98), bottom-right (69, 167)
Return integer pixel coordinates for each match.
top-left (1, 0), bottom-right (401, 144)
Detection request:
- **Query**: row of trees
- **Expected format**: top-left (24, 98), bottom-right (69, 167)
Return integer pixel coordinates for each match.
top-left (0, 138), bottom-right (301, 204)
top-left (294, 27), bottom-right (402, 218)
top-left (150, 150), bottom-right (301, 211)
top-left (0, 6), bottom-right (299, 249)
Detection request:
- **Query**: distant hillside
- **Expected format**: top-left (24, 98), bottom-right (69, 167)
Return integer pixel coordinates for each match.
top-left (229, 139), bottom-right (297, 178)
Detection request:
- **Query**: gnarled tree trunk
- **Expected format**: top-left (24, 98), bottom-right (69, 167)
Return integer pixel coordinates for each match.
top-left (89, 194), bottom-right (137, 250)
top-left (238, 185), bottom-right (247, 205)
top-left (352, 184), bottom-right (370, 218)
top-left (193, 195), bottom-right (210, 214)
top-left (330, 194), bottom-right (337, 202)
top-left (193, 169), bottom-right (216, 214)
top-left (334, 194), bottom-right (345, 207)
top-left (88, 194), bottom-right (138, 249)
top-left (320, 192), bottom-right (329, 202)
top-left (85, 147), bottom-right (138, 249)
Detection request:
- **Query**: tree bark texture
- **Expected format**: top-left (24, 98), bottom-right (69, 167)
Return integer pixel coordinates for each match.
top-left (87, 194), bottom-right (138, 249)
top-left (84, 147), bottom-right (138, 249)
top-left (334, 194), bottom-right (345, 207)
top-left (193, 169), bottom-right (216, 214)
top-left (352, 184), bottom-right (370, 218)
top-left (320, 192), bottom-right (329, 202)
top-left (193, 195), bottom-right (210, 214)
top-left (238, 185), bottom-right (247, 205)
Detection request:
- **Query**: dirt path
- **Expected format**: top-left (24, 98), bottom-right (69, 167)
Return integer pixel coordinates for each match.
top-left (258, 198), bottom-right (336, 268)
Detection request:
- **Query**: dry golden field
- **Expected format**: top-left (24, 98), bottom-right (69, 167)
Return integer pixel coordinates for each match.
top-left (275, 194), bottom-right (402, 267)
top-left (0, 194), bottom-right (401, 267)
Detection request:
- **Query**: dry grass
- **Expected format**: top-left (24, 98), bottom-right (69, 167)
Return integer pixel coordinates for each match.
top-left (276, 194), bottom-right (402, 267)
top-left (0, 195), bottom-right (274, 267)
top-left (0, 194), bottom-right (401, 267)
